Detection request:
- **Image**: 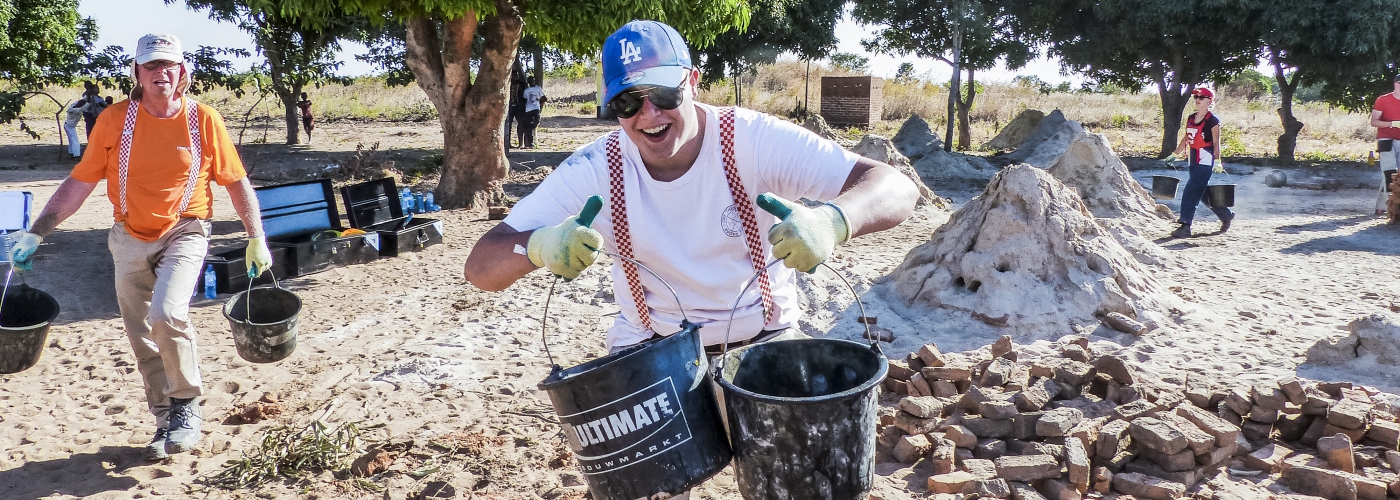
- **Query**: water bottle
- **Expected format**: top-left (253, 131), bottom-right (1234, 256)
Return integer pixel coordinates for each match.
top-left (413, 191), bottom-right (426, 214)
top-left (424, 192), bottom-right (435, 212)
top-left (400, 188), bottom-right (413, 215)
top-left (1, 229), bottom-right (9, 263)
top-left (203, 264), bottom-right (217, 299)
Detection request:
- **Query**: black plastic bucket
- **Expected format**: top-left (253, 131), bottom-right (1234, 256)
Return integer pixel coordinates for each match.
top-left (1151, 176), bottom-right (1180, 200)
top-left (0, 284), bottom-right (60, 374)
top-left (223, 280), bottom-right (301, 364)
top-left (712, 263), bottom-right (887, 500)
top-left (715, 338), bottom-right (887, 499)
top-left (536, 252), bottom-right (730, 500)
top-left (1205, 184), bottom-right (1236, 208)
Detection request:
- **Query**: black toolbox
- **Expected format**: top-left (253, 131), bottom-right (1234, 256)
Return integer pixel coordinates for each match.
top-left (199, 245), bottom-right (293, 294)
top-left (256, 179), bottom-right (380, 275)
top-left (340, 178), bottom-right (443, 257)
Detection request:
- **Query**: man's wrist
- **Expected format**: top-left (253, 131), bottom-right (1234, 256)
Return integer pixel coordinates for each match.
top-left (822, 203), bottom-right (852, 244)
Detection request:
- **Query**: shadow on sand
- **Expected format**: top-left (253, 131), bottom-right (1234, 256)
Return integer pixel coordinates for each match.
top-left (0, 446), bottom-right (143, 500)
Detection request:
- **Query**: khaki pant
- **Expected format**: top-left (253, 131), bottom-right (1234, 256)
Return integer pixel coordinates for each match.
top-left (109, 218), bottom-right (209, 425)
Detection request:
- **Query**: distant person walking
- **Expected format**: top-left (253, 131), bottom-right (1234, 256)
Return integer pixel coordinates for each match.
top-left (63, 97), bottom-right (88, 158)
top-left (9, 33), bottom-right (271, 462)
top-left (296, 92), bottom-right (314, 143)
top-left (81, 82), bottom-right (108, 138)
top-left (1170, 87), bottom-right (1234, 238)
top-left (504, 60), bottom-right (526, 150)
top-left (521, 77), bottom-right (546, 148)
top-left (1368, 74), bottom-right (1400, 218)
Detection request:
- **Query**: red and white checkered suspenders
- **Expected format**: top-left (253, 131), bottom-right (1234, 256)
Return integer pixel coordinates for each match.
top-left (117, 98), bottom-right (203, 216)
top-left (604, 107), bottom-right (775, 334)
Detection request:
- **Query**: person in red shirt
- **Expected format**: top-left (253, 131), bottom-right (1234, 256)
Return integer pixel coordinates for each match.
top-left (1368, 74), bottom-right (1400, 218)
top-left (1169, 87), bottom-right (1234, 238)
top-left (296, 92), bottom-right (314, 143)
top-left (8, 34), bottom-right (273, 462)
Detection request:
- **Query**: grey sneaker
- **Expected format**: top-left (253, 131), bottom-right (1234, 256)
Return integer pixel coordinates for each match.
top-left (165, 398), bottom-right (203, 454)
top-left (144, 427), bottom-right (170, 461)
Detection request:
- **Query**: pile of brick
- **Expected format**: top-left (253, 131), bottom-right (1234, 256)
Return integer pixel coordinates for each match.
top-left (876, 335), bottom-right (1400, 499)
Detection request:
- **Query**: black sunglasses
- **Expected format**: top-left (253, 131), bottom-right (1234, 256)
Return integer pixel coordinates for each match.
top-left (608, 78), bottom-right (687, 119)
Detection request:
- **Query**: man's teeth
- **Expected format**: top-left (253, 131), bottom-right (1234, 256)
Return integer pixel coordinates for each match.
top-left (642, 124), bottom-right (668, 134)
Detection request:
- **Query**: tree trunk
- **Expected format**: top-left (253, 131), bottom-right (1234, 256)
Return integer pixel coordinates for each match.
top-left (277, 83), bottom-right (303, 145)
top-left (944, 22), bottom-right (962, 153)
top-left (1157, 78), bottom-right (1192, 158)
top-left (1272, 50), bottom-right (1304, 162)
top-left (532, 45), bottom-right (544, 82)
top-left (405, 3), bottom-right (523, 209)
top-left (955, 68), bottom-right (975, 150)
top-left (733, 66), bottom-right (742, 107)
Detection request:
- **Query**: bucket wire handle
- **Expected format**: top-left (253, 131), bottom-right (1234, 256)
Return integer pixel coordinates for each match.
top-left (717, 259), bottom-right (879, 372)
top-left (0, 265), bottom-right (13, 320)
top-left (540, 250), bottom-right (689, 369)
top-left (244, 269), bottom-right (279, 324)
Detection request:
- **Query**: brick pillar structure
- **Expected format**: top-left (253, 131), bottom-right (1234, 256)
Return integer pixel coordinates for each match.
top-left (820, 76), bottom-right (884, 127)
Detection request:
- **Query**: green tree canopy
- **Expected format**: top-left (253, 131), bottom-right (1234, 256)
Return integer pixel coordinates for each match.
top-left (268, 0), bottom-right (750, 208)
top-left (1010, 0), bottom-right (1262, 157)
top-left (179, 0), bottom-right (361, 144)
top-left (854, 0), bottom-right (1037, 150)
top-left (692, 0), bottom-right (844, 108)
top-left (1260, 0), bottom-right (1400, 160)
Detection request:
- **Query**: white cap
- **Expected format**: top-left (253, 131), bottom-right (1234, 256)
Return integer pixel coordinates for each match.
top-left (134, 33), bottom-right (184, 65)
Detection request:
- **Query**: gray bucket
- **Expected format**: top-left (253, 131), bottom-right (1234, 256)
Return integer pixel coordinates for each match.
top-left (1205, 184), bottom-right (1235, 208)
top-left (712, 263), bottom-right (887, 499)
top-left (0, 283), bottom-right (60, 374)
top-left (223, 276), bottom-right (300, 364)
top-left (1151, 176), bottom-right (1180, 200)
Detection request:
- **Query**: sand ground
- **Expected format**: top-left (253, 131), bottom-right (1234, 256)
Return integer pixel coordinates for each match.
top-left (0, 115), bottom-right (1398, 499)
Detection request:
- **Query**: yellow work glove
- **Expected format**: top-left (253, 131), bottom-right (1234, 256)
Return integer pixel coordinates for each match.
top-left (246, 236), bottom-right (273, 278)
top-left (8, 231), bottom-right (41, 273)
top-left (1212, 162), bottom-right (1225, 174)
top-left (527, 195), bottom-right (604, 281)
top-left (756, 193), bottom-right (851, 273)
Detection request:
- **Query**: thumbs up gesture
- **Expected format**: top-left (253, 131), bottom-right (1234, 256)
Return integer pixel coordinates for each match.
top-left (756, 193), bottom-right (851, 273)
top-left (527, 195), bottom-right (604, 280)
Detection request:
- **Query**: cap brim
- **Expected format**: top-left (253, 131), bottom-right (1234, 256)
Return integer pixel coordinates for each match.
top-left (603, 65), bottom-right (689, 104)
top-left (135, 51), bottom-right (184, 65)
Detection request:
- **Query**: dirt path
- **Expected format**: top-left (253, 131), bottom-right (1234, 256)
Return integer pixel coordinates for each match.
top-left (1, 117), bottom-right (1397, 499)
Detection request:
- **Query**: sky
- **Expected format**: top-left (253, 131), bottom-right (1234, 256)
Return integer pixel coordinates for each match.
top-left (79, 0), bottom-right (1082, 86)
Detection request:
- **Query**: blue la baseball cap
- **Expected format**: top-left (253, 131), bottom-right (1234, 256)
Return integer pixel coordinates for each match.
top-left (602, 20), bottom-right (692, 105)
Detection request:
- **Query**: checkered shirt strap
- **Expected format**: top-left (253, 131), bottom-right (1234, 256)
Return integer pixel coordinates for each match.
top-left (605, 131), bottom-right (655, 333)
top-left (116, 98), bottom-right (204, 216)
top-left (718, 107), bottom-right (776, 324)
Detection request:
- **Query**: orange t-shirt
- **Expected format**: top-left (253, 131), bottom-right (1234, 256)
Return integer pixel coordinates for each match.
top-left (72, 98), bottom-right (247, 242)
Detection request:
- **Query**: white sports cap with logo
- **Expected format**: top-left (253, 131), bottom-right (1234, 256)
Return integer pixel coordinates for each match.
top-left (602, 20), bottom-right (692, 104)
top-left (135, 33), bottom-right (184, 64)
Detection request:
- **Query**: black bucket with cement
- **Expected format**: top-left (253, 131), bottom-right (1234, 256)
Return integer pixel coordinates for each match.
top-left (0, 284), bottom-right (60, 374)
top-left (223, 283), bottom-right (301, 364)
top-left (711, 263), bottom-right (887, 500)
top-left (715, 338), bottom-right (887, 499)
top-left (1151, 176), bottom-right (1180, 200)
top-left (1205, 184), bottom-right (1236, 208)
top-left (536, 250), bottom-right (730, 500)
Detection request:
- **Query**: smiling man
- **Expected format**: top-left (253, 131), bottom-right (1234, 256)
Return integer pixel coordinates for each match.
top-left (465, 20), bottom-right (917, 353)
top-left (8, 33), bottom-right (271, 461)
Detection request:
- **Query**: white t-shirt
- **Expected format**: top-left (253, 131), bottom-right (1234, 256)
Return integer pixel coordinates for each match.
top-left (523, 86), bottom-right (544, 112)
top-left (505, 104), bottom-right (858, 350)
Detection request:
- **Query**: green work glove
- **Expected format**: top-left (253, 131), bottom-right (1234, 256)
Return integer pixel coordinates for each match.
top-left (246, 236), bottom-right (273, 278)
top-left (1212, 162), bottom-right (1225, 174)
top-left (527, 195), bottom-right (604, 281)
top-left (1164, 154), bottom-right (1179, 164)
top-left (8, 231), bottom-right (41, 273)
top-left (756, 193), bottom-right (851, 273)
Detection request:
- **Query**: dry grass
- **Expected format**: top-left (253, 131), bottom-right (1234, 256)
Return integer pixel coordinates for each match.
top-left (10, 61), bottom-right (1373, 160)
